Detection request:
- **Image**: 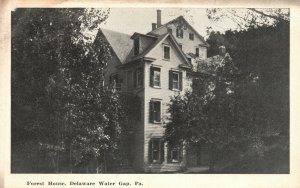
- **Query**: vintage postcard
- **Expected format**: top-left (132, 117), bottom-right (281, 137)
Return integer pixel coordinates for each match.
top-left (1, 0), bottom-right (300, 188)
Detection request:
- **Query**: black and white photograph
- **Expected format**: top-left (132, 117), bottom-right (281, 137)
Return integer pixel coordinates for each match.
top-left (10, 7), bottom-right (290, 175)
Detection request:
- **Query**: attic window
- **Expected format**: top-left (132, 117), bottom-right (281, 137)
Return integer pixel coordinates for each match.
top-left (163, 45), bottom-right (170, 60)
top-left (189, 33), bottom-right (194, 40)
top-left (134, 38), bottom-right (139, 55)
top-left (176, 27), bottom-right (183, 38)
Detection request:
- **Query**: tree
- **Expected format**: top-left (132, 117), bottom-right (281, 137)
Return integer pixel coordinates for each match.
top-left (206, 8), bottom-right (289, 30)
top-left (165, 53), bottom-right (239, 172)
top-left (12, 8), bottom-right (127, 173)
top-left (204, 9), bottom-right (289, 173)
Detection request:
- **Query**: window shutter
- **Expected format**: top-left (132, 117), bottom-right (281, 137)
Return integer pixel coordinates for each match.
top-left (150, 67), bottom-right (154, 87)
top-left (133, 70), bottom-right (137, 88)
top-left (179, 72), bottom-right (183, 91)
top-left (169, 70), bottom-right (173, 90)
top-left (148, 140), bottom-right (153, 163)
top-left (149, 101), bottom-right (154, 123)
top-left (160, 140), bottom-right (164, 163)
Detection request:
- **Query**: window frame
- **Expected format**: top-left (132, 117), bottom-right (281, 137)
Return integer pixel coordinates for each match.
top-left (189, 33), bottom-right (194, 40)
top-left (150, 99), bottom-right (162, 123)
top-left (149, 138), bottom-right (164, 164)
top-left (195, 47), bottom-right (200, 58)
top-left (172, 71), bottom-right (180, 90)
top-left (176, 27), bottom-right (184, 38)
top-left (163, 45), bottom-right (170, 60)
top-left (169, 70), bottom-right (183, 91)
top-left (167, 144), bottom-right (182, 163)
top-left (153, 68), bottom-right (161, 88)
top-left (110, 73), bottom-right (121, 91)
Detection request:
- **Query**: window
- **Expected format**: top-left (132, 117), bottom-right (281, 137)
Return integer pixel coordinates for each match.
top-left (154, 70), bottom-right (160, 87)
top-left (169, 70), bottom-right (183, 91)
top-left (178, 44), bottom-right (182, 50)
top-left (195, 48), bottom-right (199, 57)
top-left (189, 33), bottom-right (194, 40)
top-left (134, 38), bottom-right (139, 55)
top-left (176, 27), bottom-right (183, 38)
top-left (167, 28), bottom-right (172, 34)
top-left (150, 100), bottom-right (161, 123)
top-left (172, 72), bottom-right (179, 90)
top-left (150, 67), bottom-right (161, 87)
top-left (134, 67), bottom-right (143, 88)
top-left (187, 58), bottom-right (192, 64)
top-left (167, 144), bottom-right (182, 163)
top-left (109, 73), bottom-right (121, 91)
top-left (163, 45), bottom-right (170, 60)
top-left (149, 139), bottom-right (164, 163)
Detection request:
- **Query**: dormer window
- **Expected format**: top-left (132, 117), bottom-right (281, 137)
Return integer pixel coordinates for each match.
top-left (176, 27), bottom-right (183, 38)
top-left (163, 45), bottom-right (170, 60)
top-left (189, 33), bottom-right (194, 40)
top-left (134, 38), bottom-right (139, 55)
top-left (167, 28), bottom-right (172, 34)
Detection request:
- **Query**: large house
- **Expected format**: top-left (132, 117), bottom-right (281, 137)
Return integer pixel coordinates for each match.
top-left (94, 10), bottom-right (222, 173)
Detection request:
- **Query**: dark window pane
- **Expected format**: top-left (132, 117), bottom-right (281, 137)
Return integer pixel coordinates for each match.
top-left (189, 33), bottom-right (194, 40)
top-left (153, 101), bottom-right (161, 122)
top-left (176, 27), bottom-right (183, 38)
top-left (164, 46), bottom-right (170, 59)
top-left (196, 48), bottom-right (199, 57)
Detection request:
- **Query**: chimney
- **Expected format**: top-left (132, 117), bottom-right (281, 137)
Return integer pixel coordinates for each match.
top-left (152, 23), bottom-right (157, 31)
top-left (219, 45), bottom-right (226, 56)
top-left (157, 9), bottom-right (162, 27)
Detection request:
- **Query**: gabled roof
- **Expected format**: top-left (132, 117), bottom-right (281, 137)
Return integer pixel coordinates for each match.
top-left (125, 33), bottom-right (169, 63)
top-left (98, 28), bottom-right (133, 63)
top-left (125, 32), bottom-right (191, 68)
top-left (148, 16), bottom-right (210, 47)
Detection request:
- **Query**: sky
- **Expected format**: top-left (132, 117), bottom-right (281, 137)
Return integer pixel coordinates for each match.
top-left (100, 8), bottom-right (237, 38)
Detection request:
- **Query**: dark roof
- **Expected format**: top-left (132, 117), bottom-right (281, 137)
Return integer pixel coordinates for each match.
top-left (131, 32), bottom-right (158, 39)
top-left (148, 16), bottom-right (210, 47)
top-left (99, 28), bottom-right (133, 63)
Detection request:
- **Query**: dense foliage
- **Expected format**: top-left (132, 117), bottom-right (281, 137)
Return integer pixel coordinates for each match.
top-left (11, 8), bottom-right (127, 173)
top-left (166, 18), bottom-right (289, 173)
